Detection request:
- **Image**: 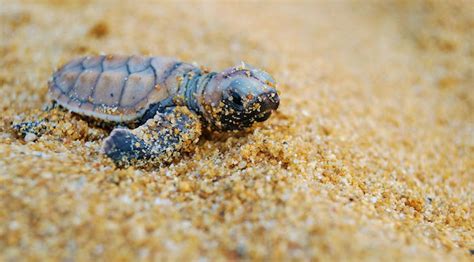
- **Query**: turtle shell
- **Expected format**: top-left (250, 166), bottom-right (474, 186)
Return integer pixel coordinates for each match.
top-left (49, 55), bottom-right (181, 122)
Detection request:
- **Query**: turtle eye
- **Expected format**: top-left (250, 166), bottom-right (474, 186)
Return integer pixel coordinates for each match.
top-left (229, 89), bottom-right (243, 107)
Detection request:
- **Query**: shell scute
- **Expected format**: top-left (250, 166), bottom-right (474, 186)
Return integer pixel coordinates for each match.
top-left (128, 56), bottom-right (150, 73)
top-left (70, 69), bottom-right (101, 101)
top-left (82, 56), bottom-right (104, 68)
top-left (61, 57), bottom-right (85, 71)
top-left (93, 68), bottom-right (128, 106)
top-left (55, 66), bottom-right (82, 94)
top-left (120, 67), bottom-right (156, 107)
top-left (150, 57), bottom-right (179, 83)
top-left (103, 55), bottom-right (129, 70)
top-left (163, 63), bottom-right (195, 95)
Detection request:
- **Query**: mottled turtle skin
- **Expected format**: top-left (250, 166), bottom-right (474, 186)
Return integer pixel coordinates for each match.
top-left (16, 55), bottom-right (280, 167)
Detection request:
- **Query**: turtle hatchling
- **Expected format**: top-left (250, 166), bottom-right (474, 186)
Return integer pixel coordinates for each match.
top-left (13, 55), bottom-right (280, 167)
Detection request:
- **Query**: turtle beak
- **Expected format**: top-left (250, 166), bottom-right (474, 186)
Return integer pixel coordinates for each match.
top-left (251, 88), bottom-right (279, 122)
top-left (255, 111), bottom-right (272, 122)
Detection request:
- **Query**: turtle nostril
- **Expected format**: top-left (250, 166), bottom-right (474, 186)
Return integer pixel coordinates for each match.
top-left (272, 92), bottom-right (280, 109)
top-left (258, 91), bottom-right (279, 112)
top-left (247, 91), bottom-right (279, 123)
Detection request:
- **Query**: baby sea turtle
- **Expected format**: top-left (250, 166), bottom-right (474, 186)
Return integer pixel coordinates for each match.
top-left (14, 55), bottom-right (279, 167)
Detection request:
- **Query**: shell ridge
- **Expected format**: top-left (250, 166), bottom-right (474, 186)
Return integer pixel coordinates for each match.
top-left (68, 56), bottom-right (101, 107)
top-left (53, 57), bottom-right (87, 96)
top-left (129, 57), bottom-right (152, 75)
top-left (54, 58), bottom-right (86, 97)
top-left (118, 56), bottom-right (132, 107)
top-left (129, 68), bottom-right (156, 108)
top-left (90, 56), bottom-right (107, 111)
top-left (148, 63), bottom-right (189, 103)
top-left (58, 57), bottom-right (86, 75)
top-left (163, 62), bottom-right (183, 84)
top-left (149, 57), bottom-right (158, 87)
top-left (65, 60), bottom-right (86, 105)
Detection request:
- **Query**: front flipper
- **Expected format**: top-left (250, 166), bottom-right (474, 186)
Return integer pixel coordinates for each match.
top-left (102, 107), bottom-right (202, 168)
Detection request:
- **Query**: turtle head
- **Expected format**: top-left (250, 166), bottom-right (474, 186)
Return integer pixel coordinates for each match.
top-left (200, 63), bottom-right (279, 131)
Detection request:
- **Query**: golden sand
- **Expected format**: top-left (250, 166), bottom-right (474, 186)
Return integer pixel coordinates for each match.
top-left (0, 0), bottom-right (472, 260)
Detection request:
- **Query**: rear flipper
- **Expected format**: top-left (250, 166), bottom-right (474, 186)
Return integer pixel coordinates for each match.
top-left (11, 103), bottom-right (59, 140)
top-left (12, 120), bottom-right (50, 140)
top-left (102, 106), bottom-right (202, 168)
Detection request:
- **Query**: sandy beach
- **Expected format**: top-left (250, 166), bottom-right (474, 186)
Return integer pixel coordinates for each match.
top-left (0, 0), bottom-right (472, 260)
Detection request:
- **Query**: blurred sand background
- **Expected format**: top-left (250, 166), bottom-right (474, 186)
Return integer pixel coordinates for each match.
top-left (0, 0), bottom-right (473, 260)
